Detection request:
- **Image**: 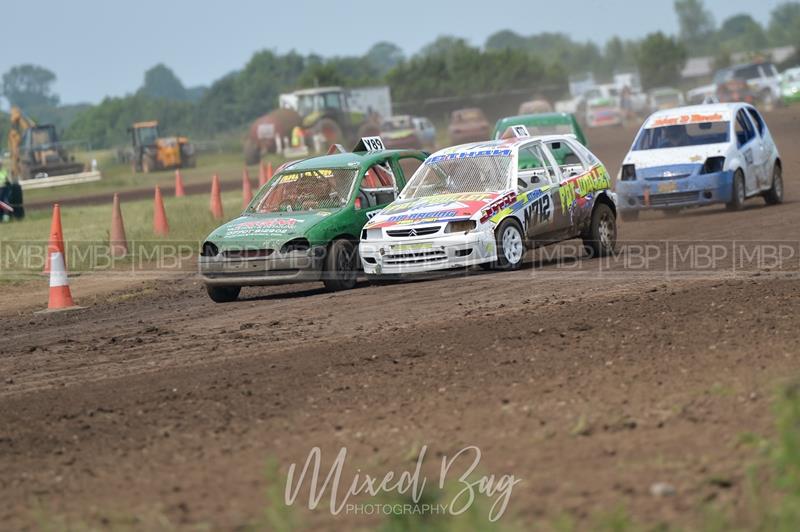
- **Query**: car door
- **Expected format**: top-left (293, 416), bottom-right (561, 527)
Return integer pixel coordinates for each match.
top-left (353, 156), bottom-right (404, 228)
top-left (745, 106), bottom-right (773, 190)
top-left (734, 108), bottom-right (761, 194)
top-left (516, 141), bottom-right (560, 240)
top-left (542, 138), bottom-right (593, 231)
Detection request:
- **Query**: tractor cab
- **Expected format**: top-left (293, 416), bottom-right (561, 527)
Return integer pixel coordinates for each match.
top-left (131, 121), bottom-right (160, 147)
top-left (22, 125), bottom-right (58, 150)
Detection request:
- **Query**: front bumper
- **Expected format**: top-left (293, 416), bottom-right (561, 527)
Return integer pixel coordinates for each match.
top-left (360, 230), bottom-right (496, 275)
top-left (199, 247), bottom-right (325, 286)
top-left (615, 171), bottom-right (734, 211)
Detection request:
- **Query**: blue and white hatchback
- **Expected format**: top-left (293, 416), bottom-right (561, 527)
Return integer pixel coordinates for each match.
top-left (615, 103), bottom-right (783, 220)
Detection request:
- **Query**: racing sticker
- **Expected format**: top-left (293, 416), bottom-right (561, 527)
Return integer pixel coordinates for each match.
top-left (647, 111), bottom-right (730, 129)
top-left (427, 149), bottom-right (512, 165)
top-left (224, 218), bottom-right (304, 238)
top-left (558, 165), bottom-right (611, 215)
top-left (488, 188), bottom-right (553, 229)
top-left (366, 193), bottom-right (499, 229)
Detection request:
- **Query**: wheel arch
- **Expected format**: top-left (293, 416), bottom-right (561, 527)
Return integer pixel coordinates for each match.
top-left (593, 191), bottom-right (617, 219)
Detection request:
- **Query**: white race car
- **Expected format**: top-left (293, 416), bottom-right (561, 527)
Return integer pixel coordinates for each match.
top-left (615, 103), bottom-right (783, 220)
top-left (359, 132), bottom-right (618, 277)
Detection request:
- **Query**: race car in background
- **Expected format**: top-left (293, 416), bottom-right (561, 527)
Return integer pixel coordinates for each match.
top-left (492, 112), bottom-right (588, 147)
top-left (381, 115), bottom-right (437, 151)
top-left (360, 130), bottom-right (617, 277)
top-left (448, 108), bottom-right (491, 145)
top-left (199, 139), bottom-right (427, 301)
top-left (615, 103), bottom-right (783, 221)
top-left (648, 87), bottom-right (685, 112)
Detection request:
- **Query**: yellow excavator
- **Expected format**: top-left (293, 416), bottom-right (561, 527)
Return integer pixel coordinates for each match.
top-left (8, 106), bottom-right (85, 180)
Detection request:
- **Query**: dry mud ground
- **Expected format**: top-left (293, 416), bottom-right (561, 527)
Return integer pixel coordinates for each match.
top-left (1, 110), bottom-right (799, 530)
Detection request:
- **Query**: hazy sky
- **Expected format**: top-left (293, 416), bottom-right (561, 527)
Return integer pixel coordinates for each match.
top-left (2, 0), bottom-right (785, 104)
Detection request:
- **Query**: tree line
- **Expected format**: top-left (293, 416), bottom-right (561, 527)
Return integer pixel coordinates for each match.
top-left (2, 0), bottom-right (800, 150)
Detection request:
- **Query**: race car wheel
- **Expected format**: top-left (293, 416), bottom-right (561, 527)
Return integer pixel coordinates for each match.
top-left (323, 239), bottom-right (358, 291)
top-left (206, 285), bottom-right (241, 303)
top-left (726, 170), bottom-right (746, 211)
top-left (493, 219), bottom-right (525, 271)
top-left (583, 203), bottom-right (617, 258)
top-left (764, 164), bottom-right (784, 205)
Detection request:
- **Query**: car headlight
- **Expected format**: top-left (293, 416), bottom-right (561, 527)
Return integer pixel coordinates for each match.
top-left (701, 157), bottom-right (726, 174)
top-left (362, 228), bottom-right (382, 240)
top-left (620, 164), bottom-right (637, 181)
top-left (445, 220), bottom-right (477, 233)
top-left (201, 241), bottom-right (219, 257)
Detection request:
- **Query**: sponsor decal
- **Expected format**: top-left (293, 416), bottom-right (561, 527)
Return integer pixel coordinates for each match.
top-left (279, 169), bottom-right (335, 183)
top-left (427, 149), bottom-right (512, 165)
top-left (225, 218), bottom-right (304, 237)
top-left (647, 112), bottom-right (728, 128)
top-left (366, 193), bottom-right (498, 229)
top-left (558, 165), bottom-right (611, 215)
top-left (489, 187), bottom-right (553, 228)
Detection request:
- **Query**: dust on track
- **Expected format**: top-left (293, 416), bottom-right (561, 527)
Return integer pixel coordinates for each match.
top-left (1, 110), bottom-right (799, 530)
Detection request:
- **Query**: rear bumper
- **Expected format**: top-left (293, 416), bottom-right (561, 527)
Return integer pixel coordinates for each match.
top-left (360, 231), bottom-right (495, 275)
top-left (198, 248), bottom-right (324, 286)
top-left (615, 171), bottom-right (734, 211)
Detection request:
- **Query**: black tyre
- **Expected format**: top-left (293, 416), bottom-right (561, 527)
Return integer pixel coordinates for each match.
top-left (764, 164), bottom-right (784, 205)
top-left (620, 210), bottom-right (639, 222)
top-left (582, 203), bottom-right (617, 258)
top-left (492, 219), bottom-right (526, 271)
top-left (726, 170), bottom-right (746, 210)
top-left (323, 239), bottom-right (358, 291)
top-left (206, 285), bottom-right (241, 303)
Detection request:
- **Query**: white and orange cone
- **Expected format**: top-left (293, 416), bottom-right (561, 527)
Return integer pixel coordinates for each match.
top-left (36, 251), bottom-right (83, 313)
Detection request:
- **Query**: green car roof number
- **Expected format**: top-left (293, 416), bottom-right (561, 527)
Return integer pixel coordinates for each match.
top-left (492, 113), bottom-right (588, 147)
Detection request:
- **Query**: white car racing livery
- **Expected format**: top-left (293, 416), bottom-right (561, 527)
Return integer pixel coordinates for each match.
top-left (359, 134), bottom-right (618, 276)
top-left (615, 103), bottom-right (783, 220)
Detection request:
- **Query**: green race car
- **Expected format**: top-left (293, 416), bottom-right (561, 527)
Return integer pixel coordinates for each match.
top-left (199, 142), bottom-right (427, 302)
top-left (492, 112), bottom-right (588, 147)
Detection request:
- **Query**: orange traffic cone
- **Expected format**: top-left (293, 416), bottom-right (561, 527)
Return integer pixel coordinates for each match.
top-left (44, 204), bottom-right (66, 274)
top-left (43, 251), bottom-right (80, 311)
top-left (153, 185), bottom-right (169, 236)
top-left (258, 162), bottom-right (268, 187)
top-left (110, 193), bottom-right (128, 258)
top-left (210, 174), bottom-right (224, 220)
top-left (266, 161), bottom-right (273, 183)
top-left (175, 169), bottom-right (186, 197)
top-left (242, 168), bottom-right (253, 208)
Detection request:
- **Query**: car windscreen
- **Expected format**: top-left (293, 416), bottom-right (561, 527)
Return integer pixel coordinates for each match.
top-left (402, 154), bottom-right (511, 199)
top-left (249, 168), bottom-right (357, 213)
top-left (632, 122), bottom-right (730, 151)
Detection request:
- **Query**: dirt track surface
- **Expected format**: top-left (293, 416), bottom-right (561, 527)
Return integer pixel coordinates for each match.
top-left (1, 110), bottom-right (800, 530)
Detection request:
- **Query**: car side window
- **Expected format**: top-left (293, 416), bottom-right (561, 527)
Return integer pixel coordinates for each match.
top-left (545, 140), bottom-right (586, 178)
top-left (394, 156), bottom-right (424, 186)
top-left (746, 107), bottom-right (765, 136)
top-left (358, 162), bottom-right (398, 209)
top-left (735, 110), bottom-right (756, 147)
top-left (517, 144), bottom-right (557, 191)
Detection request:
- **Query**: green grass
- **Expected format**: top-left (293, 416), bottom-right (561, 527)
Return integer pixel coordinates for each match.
top-left (1, 189), bottom-right (245, 278)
